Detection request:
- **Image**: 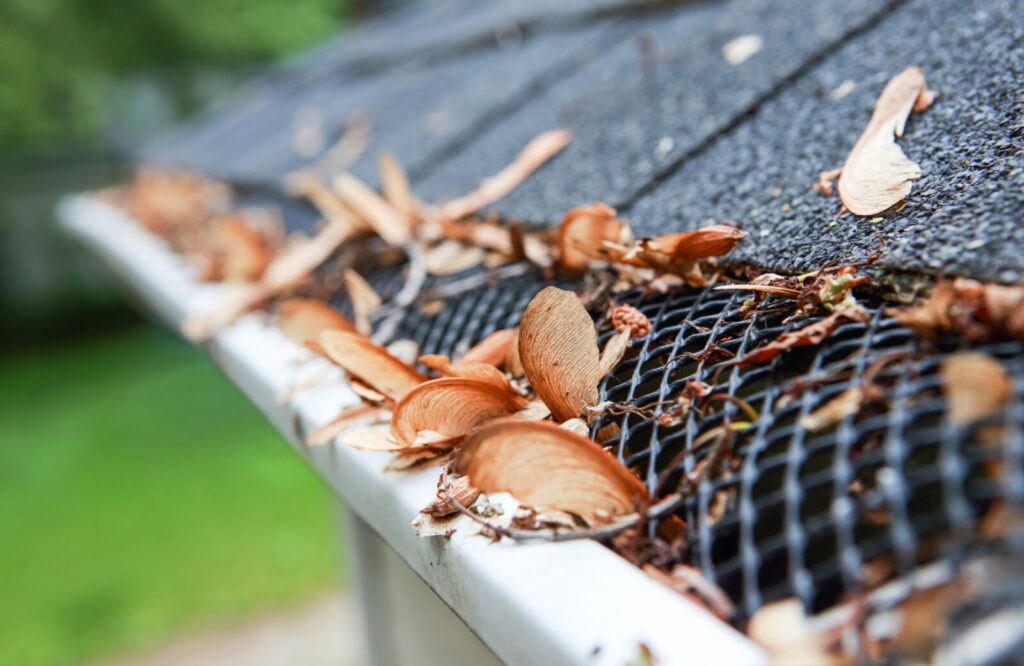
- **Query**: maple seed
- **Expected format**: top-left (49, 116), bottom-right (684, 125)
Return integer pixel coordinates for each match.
top-left (612, 304), bottom-right (652, 338)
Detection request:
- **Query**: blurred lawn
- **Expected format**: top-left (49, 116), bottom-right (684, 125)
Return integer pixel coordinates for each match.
top-left (0, 326), bottom-right (341, 666)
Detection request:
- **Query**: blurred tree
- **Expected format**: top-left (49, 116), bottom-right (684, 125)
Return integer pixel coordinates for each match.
top-left (0, 0), bottom-right (349, 150)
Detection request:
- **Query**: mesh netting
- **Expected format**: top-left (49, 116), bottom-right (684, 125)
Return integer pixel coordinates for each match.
top-left (317, 257), bottom-right (1024, 620)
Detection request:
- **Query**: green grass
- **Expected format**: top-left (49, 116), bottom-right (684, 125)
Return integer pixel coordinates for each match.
top-left (0, 326), bottom-right (341, 666)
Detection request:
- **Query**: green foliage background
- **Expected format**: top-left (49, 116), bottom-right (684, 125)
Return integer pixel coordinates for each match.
top-left (0, 0), bottom-right (348, 150)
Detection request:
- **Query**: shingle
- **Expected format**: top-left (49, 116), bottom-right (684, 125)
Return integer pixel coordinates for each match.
top-left (626, 0), bottom-right (1024, 282)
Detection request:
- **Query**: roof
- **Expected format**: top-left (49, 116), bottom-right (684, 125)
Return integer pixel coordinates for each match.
top-left (141, 0), bottom-right (1024, 284)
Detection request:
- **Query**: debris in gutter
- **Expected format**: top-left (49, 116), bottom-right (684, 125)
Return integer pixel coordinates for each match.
top-left (818, 66), bottom-right (935, 216)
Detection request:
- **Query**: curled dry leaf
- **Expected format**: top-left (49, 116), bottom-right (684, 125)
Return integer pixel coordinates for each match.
top-left (343, 269), bottom-right (382, 336)
top-left (307, 404), bottom-right (389, 446)
top-left (332, 172), bottom-right (411, 245)
top-left (338, 425), bottom-right (397, 450)
top-left (941, 352), bottom-right (1012, 426)
top-left (599, 329), bottom-right (632, 378)
top-left (459, 328), bottom-right (516, 367)
top-left (423, 239), bottom-right (486, 275)
top-left (747, 599), bottom-right (849, 665)
top-left (390, 377), bottom-right (529, 448)
top-left (557, 203), bottom-right (630, 273)
top-left (800, 386), bottom-right (868, 432)
top-left (505, 329), bottom-right (525, 377)
top-left (439, 129), bottom-right (571, 221)
top-left (455, 418), bottom-right (646, 525)
top-left (519, 287), bottom-right (602, 422)
top-left (560, 418), bottom-right (590, 437)
top-left (837, 66), bottom-right (934, 216)
top-left (418, 354), bottom-right (510, 389)
top-left (642, 564), bottom-right (735, 622)
top-left (277, 298), bottom-right (356, 348)
top-left (378, 152), bottom-right (420, 220)
top-left (319, 330), bottom-right (426, 401)
top-left (739, 305), bottom-right (869, 365)
top-left (207, 214), bottom-right (273, 282)
top-left (422, 475), bottom-right (481, 518)
top-left (888, 278), bottom-right (1024, 342)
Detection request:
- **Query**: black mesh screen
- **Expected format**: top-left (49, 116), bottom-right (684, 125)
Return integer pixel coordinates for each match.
top-left (314, 257), bottom-right (1024, 620)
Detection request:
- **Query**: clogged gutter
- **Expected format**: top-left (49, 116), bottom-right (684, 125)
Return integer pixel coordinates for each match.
top-left (95, 66), bottom-right (1024, 664)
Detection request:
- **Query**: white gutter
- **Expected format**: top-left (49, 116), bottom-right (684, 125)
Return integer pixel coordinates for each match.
top-left (59, 194), bottom-right (767, 666)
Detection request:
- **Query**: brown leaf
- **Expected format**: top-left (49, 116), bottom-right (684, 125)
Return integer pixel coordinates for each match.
top-left (889, 278), bottom-right (1024, 342)
top-left (941, 352), bottom-right (1013, 426)
top-left (418, 354), bottom-right (510, 389)
top-left (648, 224), bottom-right (748, 261)
top-left (277, 298), bottom-right (356, 347)
top-left (599, 329), bottom-right (631, 377)
top-left (557, 203), bottom-right (630, 273)
top-left (378, 152), bottom-right (420, 220)
top-left (460, 329), bottom-right (516, 367)
top-left (519, 287), bottom-right (602, 422)
top-left (390, 377), bottom-right (529, 447)
top-left (206, 214), bottom-right (272, 281)
top-left (739, 305), bottom-right (869, 365)
top-left (438, 218), bottom-right (514, 254)
top-left (182, 217), bottom-right (358, 341)
top-left (439, 129), bottom-right (571, 221)
top-left (800, 387), bottom-right (867, 432)
top-left (338, 425), bottom-right (399, 450)
top-left (505, 329), bottom-right (525, 377)
top-left (307, 404), bottom-right (389, 446)
top-left (837, 66), bottom-right (932, 216)
top-left (384, 448), bottom-right (452, 472)
top-left (285, 172), bottom-right (367, 231)
top-left (747, 599), bottom-right (849, 665)
top-left (343, 269), bottom-right (382, 336)
top-left (332, 172), bottom-right (411, 245)
top-left (455, 418), bottom-right (647, 525)
top-left (423, 240), bottom-right (486, 275)
top-left (422, 475), bottom-right (481, 518)
top-left (319, 330), bottom-right (426, 401)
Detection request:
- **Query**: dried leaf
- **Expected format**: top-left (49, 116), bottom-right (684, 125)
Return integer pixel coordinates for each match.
top-left (307, 404), bottom-right (389, 446)
top-left (343, 269), bottom-right (382, 336)
top-left (339, 426), bottom-right (400, 450)
top-left (519, 287), bottom-right (602, 422)
top-left (889, 278), bottom-right (1024, 342)
top-left (418, 354), bottom-right (510, 389)
top-left (422, 475), bottom-right (481, 518)
top-left (390, 377), bottom-right (529, 447)
top-left (455, 418), bottom-right (647, 525)
top-left (837, 66), bottom-right (932, 216)
top-left (438, 218), bottom-right (514, 254)
top-left (385, 449), bottom-right (451, 472)
top-left (207, 214), bottom-right (272, 281)
top-left (505, 328), bottom-right (525, 377)
top-left (557, 203), bottom-right (630, 273)
top-left (332, 172), bottom-right (411, 245)
top-left (515, 399), bottom-right (551, 421)
top-left (560, 418), bottom-right (590, 437)
top-left (439, 129), bottom-right (572, 220)
top-left (599, 329), bottom-right (631, 377)
top-left (319, 330), bottom-right (426, 401)
top-left (739, 306), bottom-right (869, 365)
top-left (722, 34), bottom-right (763, 66)
top-left (642, 564), bottom-right (735, 621)
top-left (460, 329), bottom-right (516, 367)
top-left (277, 298), bottom-right (356, 347)
top-left (941, 352), bottom-right (1013, 426)
top-left (800, 387), bottom-right (866, 432)
top-left (285, 172), bottom-right (366, 230)
top-left (423, 239), bottom-right (486, 275)
top-left (748, 599), bottom-right (848, 665)
top-left (378, 152), bottom-right (420, 219)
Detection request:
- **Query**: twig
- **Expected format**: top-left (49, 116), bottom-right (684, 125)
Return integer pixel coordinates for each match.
top-left (372, 241), bottom-right (427, 344)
